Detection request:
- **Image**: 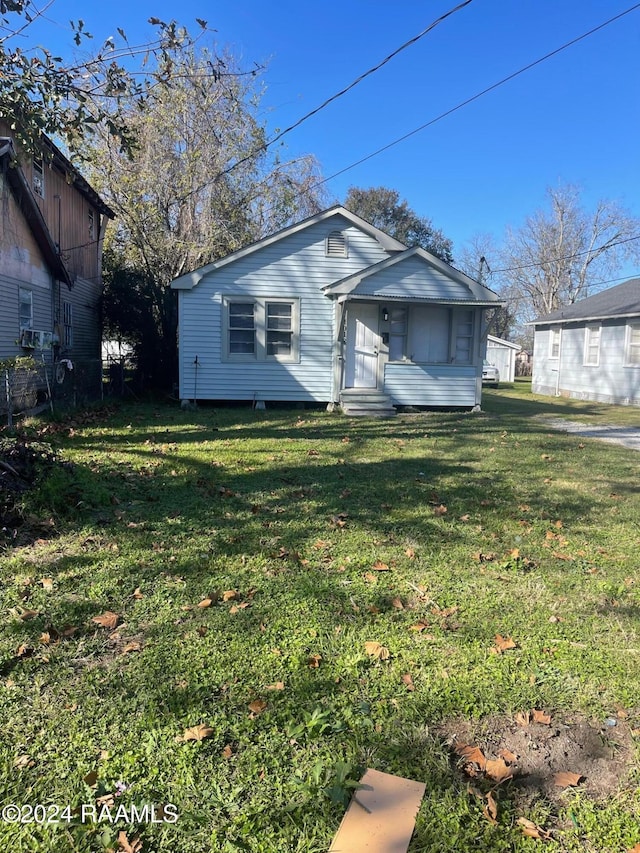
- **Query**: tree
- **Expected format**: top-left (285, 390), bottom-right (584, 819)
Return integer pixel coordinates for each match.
top-left (0, 2), bottom-right (230, 157)
top-left (344, 186), bottom-right (454, 262)
top-left (499, 184), bottom-right (640, 320)
top-left (91, 46), bottom-right (326, 388)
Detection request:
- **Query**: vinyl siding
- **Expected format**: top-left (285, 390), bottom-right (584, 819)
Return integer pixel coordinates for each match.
top-left (178, 217), bottom-right (391, 401)
top-left (61, 276), bottom-right (101, 359)
top-left (533, 321), bottom-right (640, 405)
top-left (352, 256), bottom-right (473, 300)
top-left (0, 275), bottom-right (52, 360)
top-left (384, 363), bottom-right (477, 406)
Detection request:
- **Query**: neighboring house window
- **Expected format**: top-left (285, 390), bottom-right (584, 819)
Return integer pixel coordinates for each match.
top-left (19, 288), bottom-right (33, 331)
top-left (549, 327), bottom-right (561, 358)
top-left (32, 155), bottom-right (44, 197)
top-left (88, 208), bottom-right (95, 241)
top-left (388, 307), bottom-right (408, 361)
top-left (626, 322), bottom-right (640, 366)
top-left (583, 325), bottom-right (600, 366)
top-left (453, 310), bottom-right (473, 363)
top-left (63, 300), bottom-right (73, 347)
top-left (326, 230), bottom-right (348, 257)
top-left (224, 298), bottom-right (299, 362)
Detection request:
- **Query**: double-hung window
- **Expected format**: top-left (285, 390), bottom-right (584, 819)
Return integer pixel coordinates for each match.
top-left (224, 298), bottom-right (299, 362)
top-left (453, 309), bottom-right (474, 364)
top-left (63, 300), bottom-right (73, 347)
top-left (549, 327), bottom-right (561, 359)
top-left (19, 288), bottom-right (33, 331)
top-left (625, 322), bottom-right (640, 366)
top-left (583, 324), bottom-right (600, 366)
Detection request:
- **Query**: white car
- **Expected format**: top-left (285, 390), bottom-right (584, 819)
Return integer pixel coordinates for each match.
top-left (482, 359), bottom-right (500, 386)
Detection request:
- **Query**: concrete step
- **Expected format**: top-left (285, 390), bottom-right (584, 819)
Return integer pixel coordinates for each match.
top-left (340, 390), bottom-right (396, 416)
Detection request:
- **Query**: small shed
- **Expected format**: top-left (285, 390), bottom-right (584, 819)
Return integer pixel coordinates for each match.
top-left (485, 335), bottom-right (522, 383)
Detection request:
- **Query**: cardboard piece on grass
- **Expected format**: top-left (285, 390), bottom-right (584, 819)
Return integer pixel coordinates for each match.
top-left (328, 768), bottom-right (426, 853)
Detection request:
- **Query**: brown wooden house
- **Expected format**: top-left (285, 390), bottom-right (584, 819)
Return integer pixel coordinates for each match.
top-left (0, 122), bottom-right (114, 385)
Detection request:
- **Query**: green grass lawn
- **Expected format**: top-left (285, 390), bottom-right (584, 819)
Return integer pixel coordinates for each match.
top-left (1, 388), bottom-right (639, 852)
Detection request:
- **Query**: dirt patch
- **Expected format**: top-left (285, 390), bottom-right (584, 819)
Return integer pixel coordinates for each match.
top-left (440, 712), bottom-right (635, 803)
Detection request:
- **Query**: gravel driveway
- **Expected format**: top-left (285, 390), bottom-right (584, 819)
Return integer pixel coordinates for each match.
top-left (540, 418), bottom-right (640, 451)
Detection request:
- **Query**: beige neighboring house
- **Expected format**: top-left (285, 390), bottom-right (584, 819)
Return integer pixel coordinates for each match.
top-left (0, 122), bottom-right (114, 401)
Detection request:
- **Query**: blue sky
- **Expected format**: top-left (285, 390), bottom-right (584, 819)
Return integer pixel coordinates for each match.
top-left (19, 0), bottom-right (640, 273)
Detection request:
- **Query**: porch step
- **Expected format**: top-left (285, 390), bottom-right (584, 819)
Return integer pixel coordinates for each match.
top-left (340, 390), bottom-right (397, 417)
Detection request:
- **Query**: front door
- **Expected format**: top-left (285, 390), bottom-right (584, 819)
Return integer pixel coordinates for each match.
top-left (344, 303), bottom-right (380, 388)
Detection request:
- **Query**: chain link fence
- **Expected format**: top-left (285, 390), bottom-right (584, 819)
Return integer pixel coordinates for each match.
top-left (1, 357), bottom-right (107, 426)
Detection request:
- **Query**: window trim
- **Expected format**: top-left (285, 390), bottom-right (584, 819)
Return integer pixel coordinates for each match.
top-left (32, 154), bottom-right (45, 198)
top-left (583, 324), bottom-right (601, 367)
top-left (452, 308), bottom-right (474, 365)
top-left (222, 297), bottom-right (300, 363)
top-left (549, 326), bottom-right (561, 359)
top-left (63, 300), bottom-right (73, 348)
top-left (19, 287), bottom-right (33, 331)
top-left (624, 321), bottom-right (640, 367)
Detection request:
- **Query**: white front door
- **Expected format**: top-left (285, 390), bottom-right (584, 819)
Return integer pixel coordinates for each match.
top-left (345, 303), bottom-right (380, 388)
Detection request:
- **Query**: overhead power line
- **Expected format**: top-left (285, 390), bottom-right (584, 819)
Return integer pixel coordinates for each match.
top-left (491, 234), bottom-right (640, 275)
top-left (173, 0), bottom-right (475, 205)
top-left (310, 2), bottom-right (640, 190)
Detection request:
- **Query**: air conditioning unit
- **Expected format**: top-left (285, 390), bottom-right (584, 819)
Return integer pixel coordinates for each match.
top-left (20, 329), bottom-right (53, 349)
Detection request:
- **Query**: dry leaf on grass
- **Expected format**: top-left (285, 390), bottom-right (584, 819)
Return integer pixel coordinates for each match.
top-left (364, 641), bottom-right (390, 660)
top-left (482, 791), bottom-right (498, 825)
top-left (454, 743), bottom-right (486, 770)
top-left (40, 578), bottom-right (53, 590)
top-left (307, 654), bottom-right (322, 668)
top-left (485, 758), bottom-right (513, 783)
top-left (117, 831), bottom-right (142, 853)
top-left (517, 817), bottom-right (551, 840)
top-left (371, 561), bottom-right (390, 571)
top-left (402, 673), bottom-right (415, 691)
top-left (433, 504), bottom-right (448, 516)
top-left (493, 634), bottom-right (517, 653)
top-left (248, 699), bottom-right (267, 715)
top-left (197, 598), bottom-right (213, 608)
top-left (532, 709), bottom-right (552, 725)
top-left (554, 770), bottom-right (583, 788)
top-left (222, 744), bottom-right (234, 759)
top-left (92, 611), bottom-right (120, 630)
top-left (176, 723), bottom-right (214, 743)
top-left (120, 641), bottom-right (142, 655)
top-left (409, 620), bottom-right (430, 632)
top-left (265, 681), bottom-right (284, 691)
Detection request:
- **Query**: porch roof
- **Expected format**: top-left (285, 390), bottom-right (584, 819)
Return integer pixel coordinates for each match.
top-left (323, 246), bottom-right (501, 307)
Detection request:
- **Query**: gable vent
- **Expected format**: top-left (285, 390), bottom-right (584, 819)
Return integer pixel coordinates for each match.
top-left (326, 230), bottom-right (348, 257)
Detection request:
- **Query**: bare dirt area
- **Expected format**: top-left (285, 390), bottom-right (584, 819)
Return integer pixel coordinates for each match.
top-left (441, 711), bottom-right (636, 804)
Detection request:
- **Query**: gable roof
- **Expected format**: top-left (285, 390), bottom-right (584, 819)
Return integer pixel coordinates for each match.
top-left (171, 205), bottom-right (407, 290)
top-left (487, 335), bottom-right (522, 350)
top-left (530, 278), bottom-right (640, 325)
top-left (0, 138), bottom-right (73, 287)
top-left (323, 245), bottom-right (501, 306)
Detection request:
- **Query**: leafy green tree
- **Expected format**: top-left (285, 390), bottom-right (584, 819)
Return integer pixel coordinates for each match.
top-left (344, 186), bottom-right (453, 262)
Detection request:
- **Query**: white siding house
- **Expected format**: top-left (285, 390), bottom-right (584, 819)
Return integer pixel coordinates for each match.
top-left (531, 279), bottom-right (640, 406)
top-left (171, 206), bottom-right (501, 413)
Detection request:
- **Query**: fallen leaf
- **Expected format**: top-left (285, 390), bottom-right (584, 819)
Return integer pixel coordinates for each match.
top-left (197, 598), bottom-right (213, 608)
top-left (307, 654), bottom-right (322, 668)
top-left (391, 598), bottom-right (405, 610)
top-left (364, 641), bottom-right (390, 660)
top-left (493, 634), bottom-right (517, 653)
top-left (222, 744), bottom-right (234, 759)
top-left (117, 831), bottom-right (142, 853)
top-left (482, 791), bottom-right (498, 825)
top-left (40, 578), bottom-right (53, 590)
top-left (454, 743), bottom-right (486, 770)
top-left (532, 709), bottom-right (552, 725)
top-left (515, 711), bottom-right (531, 727)
top-left (248, 699), bottom-right (267, 715)
top-left (459, 514), bottom-right (471, 521)
top-left (500, 748), bottom-right (518, 764)
top-left (517, 817), bottom-right (551, 840)
top-left (92, 611), bottom-right (120, 630)
top-left (553, 770), bottom-right (582, 788)
top-left (405, 548), bottom-right (416, 558)
top-left (265, 681), bottom-right (285, 690)
top-left (402, 673), bottom-right (415, 691)
top-left (132, 587), bottom-right (144, 599)
top-left (371, 561), bottom-right (390, 571)
top-left (433, 504), bottom-right (448, 516)
top-left (176, 723), bottom-right (214, 742)
top-left (223, 590), bottom-right (238, 601)
top-left (485, 757), bottom-right (513, 783)
top-left (409, 620), bottom-right (430, 632)
top-left (120, 641), bottom-right (142, 655)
